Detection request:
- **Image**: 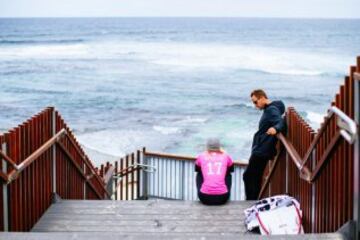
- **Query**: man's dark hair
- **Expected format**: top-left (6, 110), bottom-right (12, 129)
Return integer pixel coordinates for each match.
top-left (251, 89), bottom-right (268, 99)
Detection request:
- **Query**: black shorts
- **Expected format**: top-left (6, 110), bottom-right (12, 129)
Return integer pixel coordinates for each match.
top-left (198, 191), bottom-right (230, 205)
top-left (196, 171), bottom-right (232, 205)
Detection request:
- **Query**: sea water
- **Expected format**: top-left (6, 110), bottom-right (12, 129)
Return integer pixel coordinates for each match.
top-left (0, 18), bottom-right (359, 165)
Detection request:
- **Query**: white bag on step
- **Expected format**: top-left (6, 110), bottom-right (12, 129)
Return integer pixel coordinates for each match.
top-left (256, 203), bottom-right (304, 235)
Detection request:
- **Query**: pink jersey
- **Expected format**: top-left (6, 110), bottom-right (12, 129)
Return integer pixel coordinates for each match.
top-left (195, 151), bottom-right (234, 195)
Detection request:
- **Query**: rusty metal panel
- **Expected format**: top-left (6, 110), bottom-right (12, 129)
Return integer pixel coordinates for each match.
top-left (0, 108), bottom-right (109, 231)
top-left (1, 137), bottom-right (7, 231)
top-left (353, 68), bottom-right (360, 239)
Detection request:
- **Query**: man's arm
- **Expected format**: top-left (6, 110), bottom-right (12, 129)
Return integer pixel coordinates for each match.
top-left (266, 106), bottom-right (285, 134)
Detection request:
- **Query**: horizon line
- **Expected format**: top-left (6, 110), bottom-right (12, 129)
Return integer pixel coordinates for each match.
top-left (0, 16), bottom-right (359, 20)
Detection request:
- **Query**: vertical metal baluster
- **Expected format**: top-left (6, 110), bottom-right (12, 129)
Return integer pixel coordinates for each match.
top-left (2, 142), bottom-right (8, 231)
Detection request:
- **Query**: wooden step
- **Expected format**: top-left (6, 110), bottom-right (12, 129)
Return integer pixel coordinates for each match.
top-left (32, 200), bottom-right (252, 234)
top-left (0, 232), bottom-right (346, 239)
top-left (5, 199), bottom-right (343, 239)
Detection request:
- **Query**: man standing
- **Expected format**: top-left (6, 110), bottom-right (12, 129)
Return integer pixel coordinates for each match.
top-left (243, 89), bottom-right (286, 200)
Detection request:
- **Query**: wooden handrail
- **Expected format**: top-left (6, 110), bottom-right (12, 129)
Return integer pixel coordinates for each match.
top-left (6, 129), bottom-right (67, 183)
top-left (64, 131), bottom-right (105, 185)
top-left (271, 129), bottom-right (352, 185)
top-left (144, 150), bottom-right (248, 167)
top-left (300, 113), bottom-right (333, 169)
top-left (0, 128), bottom-right (108, 199)
top-left (276, 131), bottom-right (340, 183)
top-left (144, 151), bottom-right (196, 161)
top-left (309, 131), bottom-right (342, 182)
top-left (265, 105), bottom-right (357, 186)
top-left (114, 166), bottom-right (142, 178)
top-left (259, 128), bottom-right (341, 198)
top-left (57, 141), bottom-right (109, 199)
top-left (0, 149), bottom-right (19, 170)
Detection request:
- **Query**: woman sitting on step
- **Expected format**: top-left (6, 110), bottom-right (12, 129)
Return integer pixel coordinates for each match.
top-left (195, 138), bottom-right (234, 205)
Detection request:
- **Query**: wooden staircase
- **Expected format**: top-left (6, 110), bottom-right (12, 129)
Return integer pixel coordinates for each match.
top-left (0, 199), bottom-right (347, 239)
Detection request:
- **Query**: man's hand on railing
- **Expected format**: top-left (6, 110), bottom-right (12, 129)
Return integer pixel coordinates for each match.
top-left (266, 127), bottom-right (277, 136)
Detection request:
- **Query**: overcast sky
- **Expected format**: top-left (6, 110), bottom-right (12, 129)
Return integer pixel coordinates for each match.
top-left (0, 0), bottom-right (358, 18)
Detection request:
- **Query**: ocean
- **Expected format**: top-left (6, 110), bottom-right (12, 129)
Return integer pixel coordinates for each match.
top-left (0, 18), bottom-right (359, 165)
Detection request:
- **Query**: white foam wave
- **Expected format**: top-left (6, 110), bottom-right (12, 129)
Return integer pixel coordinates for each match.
top-left (153, 125), bottom-right (180, 135)
top-left (175, 116), bottom-right (208, 124)
top-left (77, 130), bottom-right (128, 157)
top-left (0, 44), bottom-right (89, 59)
top-left (0, 40), bottom-right (351, 75)
top-left (306, 111), bottom-right (325, 126)
top-left (76, 128), bottom-right (171, 162)
top-left (132, 42), bottom-right (349, 76)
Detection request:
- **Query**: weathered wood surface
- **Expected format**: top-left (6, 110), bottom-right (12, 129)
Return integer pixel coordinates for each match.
top-left (32, 200), bottom-right (252, 233)
top-left (0, 232), bottom-right (346, 239)
top-left (13, 199), bottom-right (344, 239)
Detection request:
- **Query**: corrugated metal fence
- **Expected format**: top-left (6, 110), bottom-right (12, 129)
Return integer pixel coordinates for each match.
top-left (144, 151), bottom-right (247, 201)
top-left (107, 150), bottom-right (248, 201)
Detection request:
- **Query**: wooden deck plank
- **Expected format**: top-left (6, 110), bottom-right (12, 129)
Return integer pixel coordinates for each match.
top-left (29, 199), bottom-right (346, 239)
top-left (33, 200), bottom-right (251, 233)
top-left (45, 209), bottom-right (247, 215)
top-left (37, 213), bottom-right (246, 221)
top-left (33, 225), bottom-right (246, 233)
top-left (0, 232), bottom-right (347, 240)
top-left (49, 200), bottom-right (253, 209)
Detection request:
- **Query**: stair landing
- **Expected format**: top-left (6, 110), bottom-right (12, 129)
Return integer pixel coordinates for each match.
top-left (0, 199), bottom-right (346, 239)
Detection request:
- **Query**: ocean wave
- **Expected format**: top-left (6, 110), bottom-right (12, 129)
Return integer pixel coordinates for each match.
top-left (0, 39), bottom-right (85, 45)
top-left (209, 103), bottom-right (257, 115)
top-left (174, 116), bottom-right (208, 124)
top-left (140, 42), bottom-right (351, 76)
top-left (153, 125), bottom-right (181, 135)
top-left (224, 103), bottom-right (254, 109)
top-left (6, 87), bottom-right (67, 95)
top-left (281, 96), bottom-right (323, 105)
top-left (0, 43), bottom-right (88, 59)
top-left (305, 111), bottom-right (325, 126)
top-left (0, 39), bottom-right (352, 76)
top-left (76, 128), bottom-right (172, 159)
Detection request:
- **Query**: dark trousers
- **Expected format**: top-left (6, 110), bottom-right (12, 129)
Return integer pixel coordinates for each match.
top-left (243, 154), bottom-right (269, 200)
top-left (196, 172), bottom-right (232, 205)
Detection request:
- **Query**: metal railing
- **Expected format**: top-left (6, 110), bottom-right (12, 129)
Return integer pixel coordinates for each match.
top-left (259, 56), bottom-right (360, 235)
top-left (144, 151), bottom-right (247, 201)
top-left (108, 149), bottom-right (248, 201)
top-left (0, 108), bottom-right (109, 232)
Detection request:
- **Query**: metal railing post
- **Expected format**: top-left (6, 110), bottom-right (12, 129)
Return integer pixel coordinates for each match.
top-left (311, 150), bottom-right (316, 232)
top-left (2, 142), bottom-right (8, 231)
top-left (285, 153), bottom-right (289, 194)
top-left (181, 161), bottom-right (185, 200)
top-left (142, 148), bottom-right (148, 199)
top-left (353, 73), bottom-right (360, 239)
top-left (285, 113), bottom-right (290, 194)
top-left (52, 109), bottom-right (56, 195)
top-left (83, 163), bottom-right (86, 199)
